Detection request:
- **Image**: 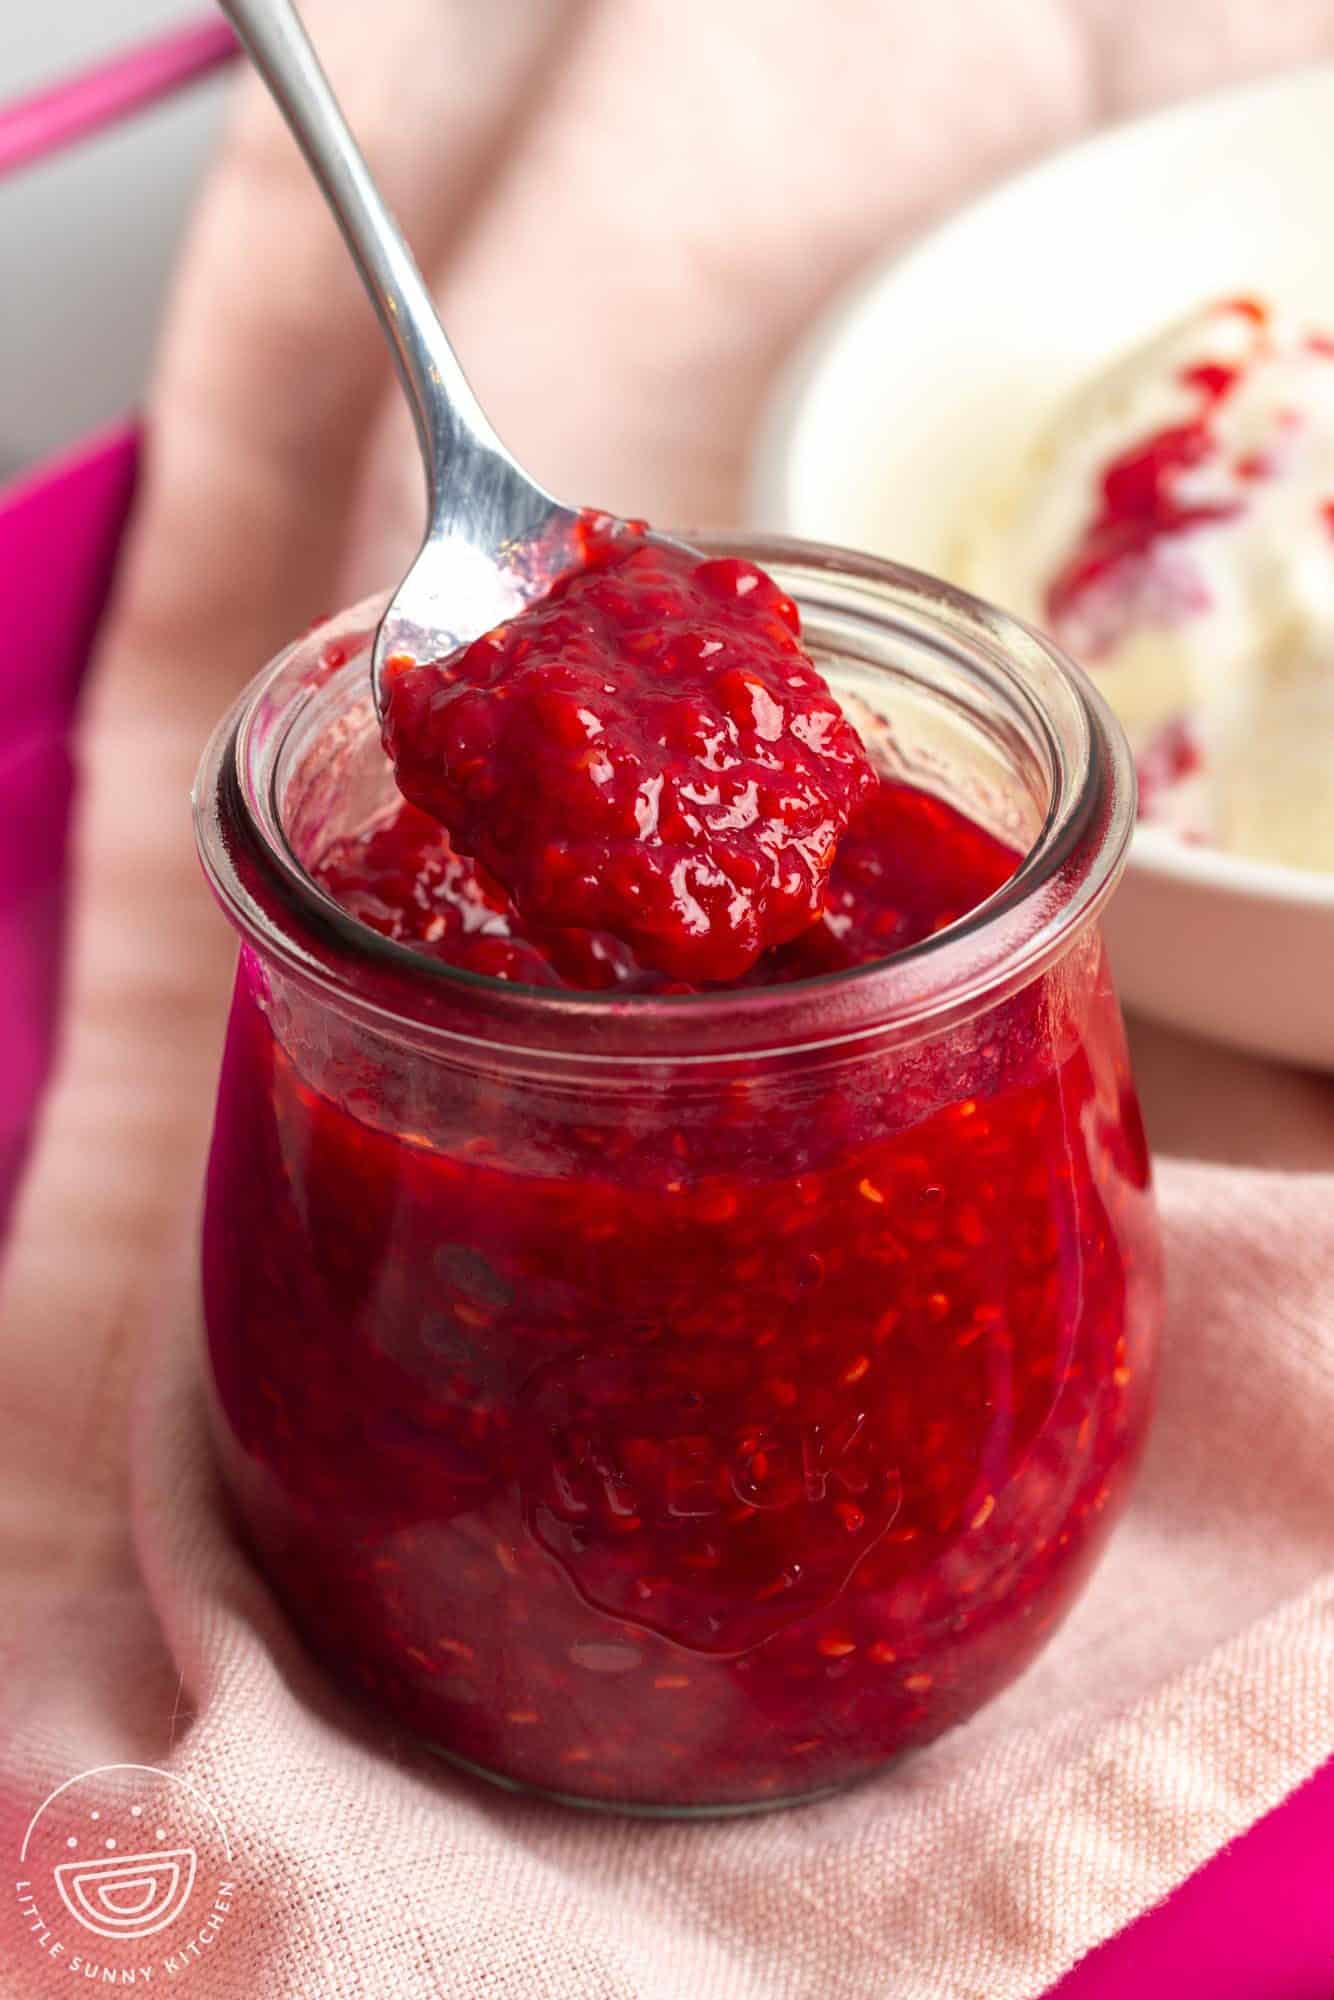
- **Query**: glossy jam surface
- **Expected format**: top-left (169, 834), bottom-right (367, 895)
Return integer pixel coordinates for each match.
top-left (203, 775), bottom-right (1159, 1809)
top-left (312, 778), bottom-right (1020, 995)
top-left (381, 534), bottom-right (875, 982)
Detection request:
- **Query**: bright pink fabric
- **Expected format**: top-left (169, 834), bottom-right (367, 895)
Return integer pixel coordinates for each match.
top-left (0, 428), bottom-right (137, 1235)
top-left (1055, 1758), bottom-right (1334, 1999)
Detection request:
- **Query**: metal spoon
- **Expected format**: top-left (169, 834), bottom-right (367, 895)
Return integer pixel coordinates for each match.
top-left (219, 0), bottom-right (674, 715)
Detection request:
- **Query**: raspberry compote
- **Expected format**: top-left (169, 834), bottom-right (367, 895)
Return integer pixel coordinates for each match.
top-left (381, 528), bottom-right (876, 982)
top-left (196, 550), bottom-right (1160, 1812)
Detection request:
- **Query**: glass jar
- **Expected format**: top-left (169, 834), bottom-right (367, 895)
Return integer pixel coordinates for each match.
top-left (194, 540), bottom-right (1161, 1814)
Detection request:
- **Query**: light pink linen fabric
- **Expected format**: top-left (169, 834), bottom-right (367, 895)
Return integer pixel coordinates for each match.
top-left (3, 4), bottom-right (1334, 1994)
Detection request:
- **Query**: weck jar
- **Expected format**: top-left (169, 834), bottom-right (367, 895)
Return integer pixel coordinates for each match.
top-left (193, 540), bottom-right (1162, 1814)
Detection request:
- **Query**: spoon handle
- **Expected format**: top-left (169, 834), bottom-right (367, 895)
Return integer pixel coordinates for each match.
top-left (217, 0), bottom-right (509, 524)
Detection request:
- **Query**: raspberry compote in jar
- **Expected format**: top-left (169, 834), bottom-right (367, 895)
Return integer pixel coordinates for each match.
top-left (194, 542), bottom-right (1161, 1813)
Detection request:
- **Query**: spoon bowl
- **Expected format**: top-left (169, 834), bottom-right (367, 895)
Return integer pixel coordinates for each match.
top-left (371, 474), bottom-right (580, 716)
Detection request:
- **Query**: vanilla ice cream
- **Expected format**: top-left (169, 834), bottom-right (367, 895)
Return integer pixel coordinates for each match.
top-left (963, 297), bottom-right (1334, 870)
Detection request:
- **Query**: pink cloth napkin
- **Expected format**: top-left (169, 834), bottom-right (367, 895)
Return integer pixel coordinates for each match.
top-left (4, 4), bottom-right (1334, 1994)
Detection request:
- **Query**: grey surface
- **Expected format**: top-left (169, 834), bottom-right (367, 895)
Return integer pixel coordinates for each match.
top-left (0, 5), bottom-right (232, 472)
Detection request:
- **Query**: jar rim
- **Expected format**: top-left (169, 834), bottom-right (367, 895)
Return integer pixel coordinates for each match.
top-left (192, 536), bottom-right (1135, 1066)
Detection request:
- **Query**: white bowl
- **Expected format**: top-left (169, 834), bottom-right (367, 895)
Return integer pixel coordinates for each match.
top-left (749, 67), bottom-right (1334, 1070)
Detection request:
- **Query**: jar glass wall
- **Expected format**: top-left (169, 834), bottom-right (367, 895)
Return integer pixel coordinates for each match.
top-left (194, 541), bottom-right (1161, 1814)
